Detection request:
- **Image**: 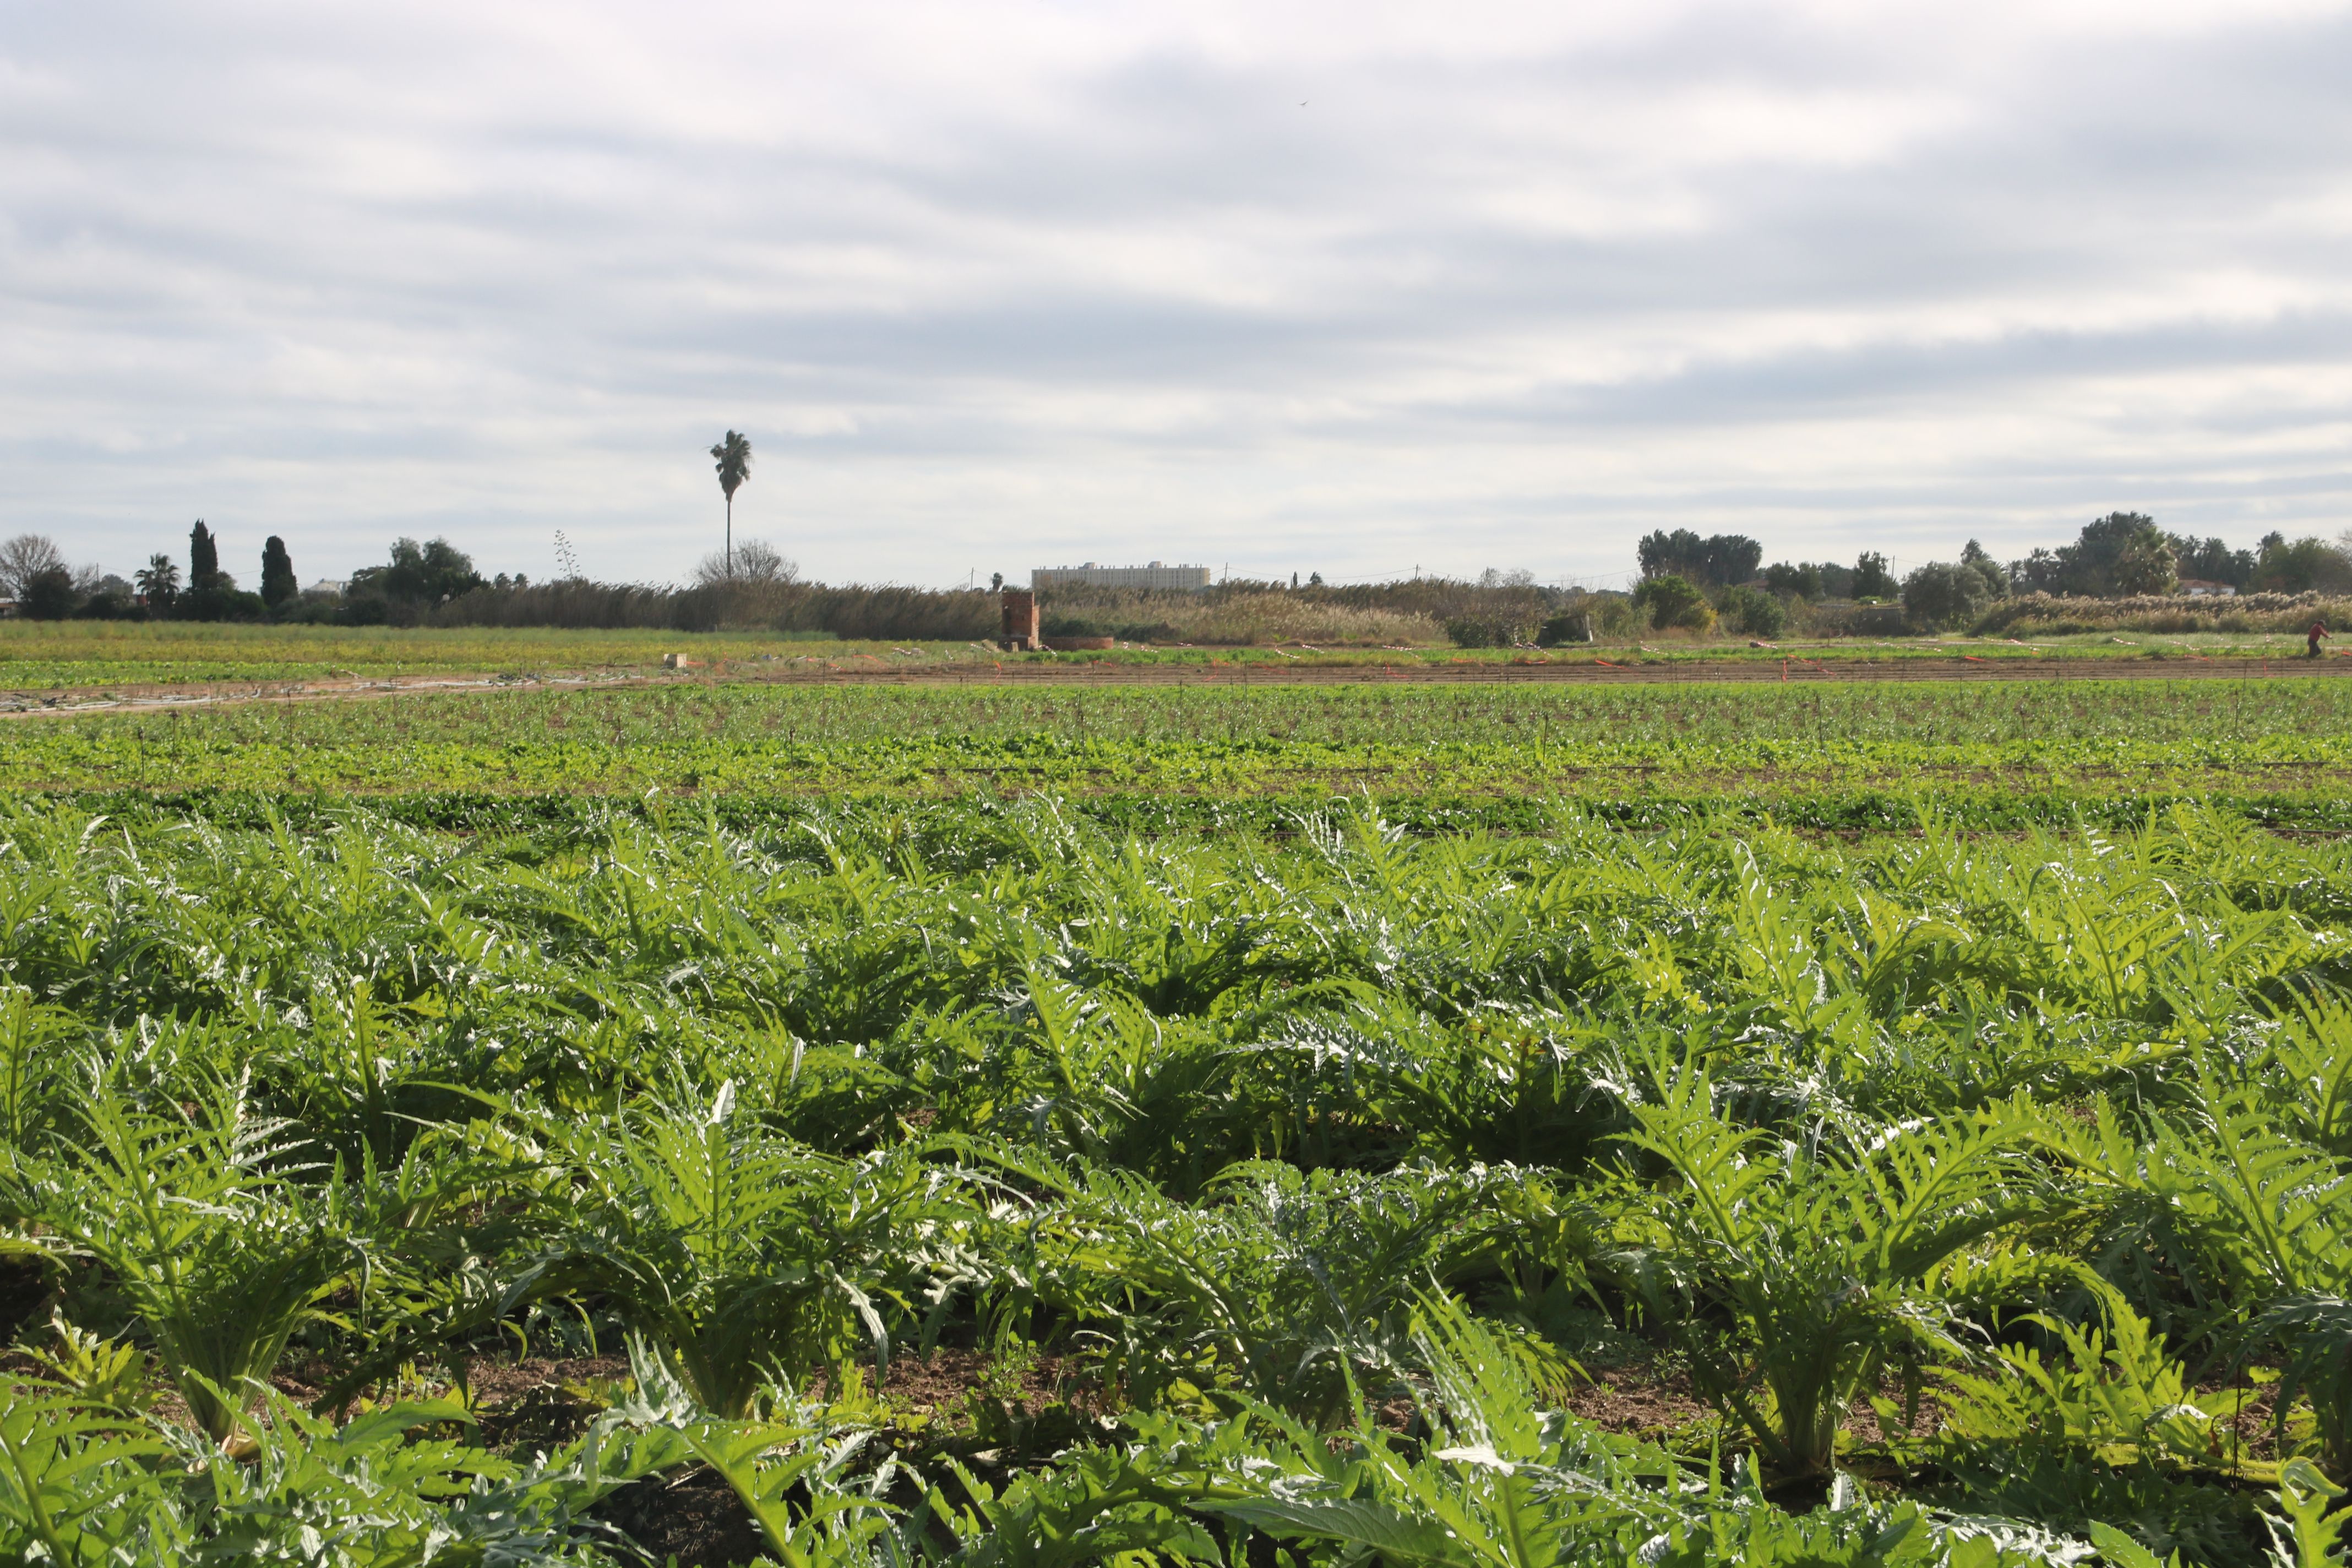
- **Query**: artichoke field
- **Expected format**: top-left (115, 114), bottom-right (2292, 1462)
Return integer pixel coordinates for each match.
top-left (0, 794), bottom-right (2346, 1564)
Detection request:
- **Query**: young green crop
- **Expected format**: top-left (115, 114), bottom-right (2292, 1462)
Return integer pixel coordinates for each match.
top-left (0, 795), bottom-right (2345, 1561)
top-left (0, 616), bottom-right (2286, 689)
top-left (16, 1080), bottom-right (354, 1446)
top-left (7, 680), bottom-right (2352, 821)
top-left (48, 673), bottom-right (2352, 747)
top-left (511, 1089), bottom-right (976, 1420)
top-left (1616, 1065), bottom-right (2058, 1475)
top-left (0, 619), bottom-right (859, 687)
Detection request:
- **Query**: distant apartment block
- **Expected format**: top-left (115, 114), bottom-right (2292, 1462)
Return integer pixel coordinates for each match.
top-left (1030, 561), bottom-right (1213, 592)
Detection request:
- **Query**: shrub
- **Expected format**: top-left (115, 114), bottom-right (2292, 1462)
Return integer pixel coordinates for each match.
top-left (1806, 601), bottom-right (1913, 637)
top-left (1902, 562), bottom-right (1992, 630)
top-left (1852, 551), bottom-right (1899, 600)
top-left (1960, 539), bottom-right (2010, 597)
top-left (1630, 574), bottom-right (1712, 632)
top-left (18, 567), bottom-right (80, 620)
top-left (1589, 594), bottom-right (1642, 639)
top-left (1719, 585), bottom-right (1787, 639)
top-left (72, 589), bottom-right (141, 621)
top-left (1445, 616), bottom-right (1536, 648)
top-left (1535, 609), bottom-right (1589, 646)
top-left (177, 581), bottom-right (268, 623)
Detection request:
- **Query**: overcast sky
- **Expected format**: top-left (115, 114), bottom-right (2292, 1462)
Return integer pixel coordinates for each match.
top-left (3, 2), bottom-right (2349, 589)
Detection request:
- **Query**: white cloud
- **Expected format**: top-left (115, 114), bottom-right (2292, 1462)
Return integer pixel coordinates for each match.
top-left (0, 0), bottom-right (2347, 587)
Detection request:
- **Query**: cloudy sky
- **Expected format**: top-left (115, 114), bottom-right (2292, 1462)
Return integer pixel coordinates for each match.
top-left (3, 1), bottom-right (2348, 589)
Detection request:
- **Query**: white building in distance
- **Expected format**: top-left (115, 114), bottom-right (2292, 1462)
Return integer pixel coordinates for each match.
top-left (1030, 561), bottom-right (1213, 591)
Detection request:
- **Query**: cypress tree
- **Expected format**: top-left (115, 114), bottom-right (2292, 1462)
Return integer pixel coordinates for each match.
top-left (261, 536), bottom-right (296, 608)
top-left (189, 521), bottom-right (220, 588)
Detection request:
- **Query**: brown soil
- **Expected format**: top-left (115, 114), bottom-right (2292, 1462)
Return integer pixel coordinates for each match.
top-left (1841, 1384), bottom-right (1948, 1446)
top-left (1563, 1366), bottom-right (1716, 1438)
top-left (2203, 1374), bottom-right (2291, 1467)
top-left (1557, 1364), bottom-right (1961, 1450)
top-left (595, 1464), bottom-right (770, 1568)
top-left (459, 1355), bottom-right (632, 1451)
top-left (870, 1344), bottom-right (1082, 1417)
top-left (0, 1255), bottom-right (55, 1346)
top-left (592, 1467), bottom-right (766, 1568)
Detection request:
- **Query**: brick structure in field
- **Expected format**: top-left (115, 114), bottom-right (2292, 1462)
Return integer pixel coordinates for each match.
top-left (1000, 588), bottom-right (1041, 650)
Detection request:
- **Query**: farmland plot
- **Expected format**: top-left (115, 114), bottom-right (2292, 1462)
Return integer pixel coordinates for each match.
top-left (12, 678), bottom-right (2352, 831)
top-left (1, 793), bottom-right (2349, 1564)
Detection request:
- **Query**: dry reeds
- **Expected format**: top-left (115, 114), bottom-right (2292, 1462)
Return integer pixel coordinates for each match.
top-left (423, 572), bottom-right (1577, 647)
top-left (1976, 590), bottom-right (2352, 636)
top-left (1035, 576), bottom-right (1578, 646)
top-left (1039, 591), bottom-right (1443, 646)
top-left (430, 579), bottom-right (999, 640)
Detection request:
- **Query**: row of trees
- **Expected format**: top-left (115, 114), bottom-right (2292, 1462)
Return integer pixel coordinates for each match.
top-left (1906, 515), bottom-right (2352, 628)
top-left (1639, 530), bottom-right (1902, 601)
top-left (1630, 515), bottom-right (2352, 637)
top-left (0, 517), bottom-right (982, 638)
top-left (2005, 514), bottom-right (2349, 598)
top-left (0, 523), bottom-right (303, 622)
top-left (1640, 517), bottom-right (2351, 604)
top-left (0, 525), bottom-right (515, 626)
top-left (5, 503), bottom-right (2337, 641)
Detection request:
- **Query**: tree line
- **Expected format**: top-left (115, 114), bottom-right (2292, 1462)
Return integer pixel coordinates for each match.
top-left (3, 509), bottom-right (2339, 643)
top-left (0, 523), bottom-right (1011, 640)
top-left (0, 522), bottom-right (306, 623)
top-left (0, 524), bottom-right (592, 627)
top-left (1627, 513), bottom-right (2352, 636)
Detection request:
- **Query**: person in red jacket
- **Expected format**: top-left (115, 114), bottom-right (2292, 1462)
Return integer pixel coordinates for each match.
top-left (2310, 621), bottom-right (2331, 658)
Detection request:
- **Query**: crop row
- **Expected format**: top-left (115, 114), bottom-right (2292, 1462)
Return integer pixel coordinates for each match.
top-left (0, 621), bottom-right (856, 688)
top-left (0, 798), bottom-right (2348, 1562)
top-left (76, 676), bottom-right (2352, 744)
top-left (0, 619), bottom-right (2323, 689)
top-left (6, 682), bottom-right (2352, 818)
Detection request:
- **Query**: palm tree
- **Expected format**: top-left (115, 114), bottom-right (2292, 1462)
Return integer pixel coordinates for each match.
top-left (709, 431), bottom-right (753, 577)
top-left (135, 553), bottom-right (181, 611)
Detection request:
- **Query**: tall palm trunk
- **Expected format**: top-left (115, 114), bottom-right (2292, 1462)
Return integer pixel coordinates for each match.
top-left (710, 430), bottom-right (752, 578)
